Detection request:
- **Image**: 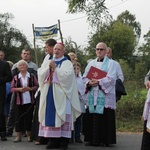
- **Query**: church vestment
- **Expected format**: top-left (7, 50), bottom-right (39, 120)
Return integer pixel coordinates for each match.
top-left (82, 56), bottom-right (117, 146)
top-left (38, 56), bottom-right (81, 138)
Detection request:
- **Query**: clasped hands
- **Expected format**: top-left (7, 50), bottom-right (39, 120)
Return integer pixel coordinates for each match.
top-left (88, 79), bottom-right (99, 87)
top-left (18, 87), bottom-right (32, 93)
top-left (49, 60), bottom-right (56, 71)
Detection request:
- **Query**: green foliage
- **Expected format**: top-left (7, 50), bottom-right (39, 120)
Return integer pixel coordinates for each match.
top-left (108, 22), bottom-right (135, 61)
top-left (35, 48), bottom-right (45, 67)
top-left (66, 0), bottom-right (86, 13)
top-left (134, 62), bottom-right (147, 84)
top-left (64, 38), bottom-right (88, 73)
top-left (116, 119), bottom-right (143, 132)
top-left (115, 58), bottom-right (147, 132)
top-left (116, 82), bottom-right (147, 132)
top-left (0, 12), bottom-right (30, 63)
top-left (118, 59), bottom-right (133, 81)
top-left (86, 21), bottom-right (135, 63)
top-left (137, 30), bottom-right (150, 72)
top-left (66, 0), bottom-right (112, 28)
top-left (117, 10), bottom-right (141, 44)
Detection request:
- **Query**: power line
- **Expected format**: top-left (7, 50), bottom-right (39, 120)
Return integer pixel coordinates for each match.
top-left (108, 0), bottom-right (131, 9)
top-left (60, 0), bottom-right (131, 23)
top-left (27, 0), bottom-right (131, 39)
top-left (60, 15), bottom-right (87, 23)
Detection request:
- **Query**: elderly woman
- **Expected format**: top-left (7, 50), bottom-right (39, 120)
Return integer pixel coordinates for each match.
top-left (11, 60), bottom-right (38, 142)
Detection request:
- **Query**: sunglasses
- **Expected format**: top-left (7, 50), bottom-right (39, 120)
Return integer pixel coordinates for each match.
top-left (96, 48), bottom-right (105, 51)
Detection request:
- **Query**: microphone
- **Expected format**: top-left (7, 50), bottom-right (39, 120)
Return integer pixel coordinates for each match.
top-left (51, 54), bottom-right (56, 71)
top-left (53, 54), bottom-right (56, 60)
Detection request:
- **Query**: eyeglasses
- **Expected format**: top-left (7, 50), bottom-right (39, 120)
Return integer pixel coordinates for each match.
top-left (96, 48), bottom-right (105, 51)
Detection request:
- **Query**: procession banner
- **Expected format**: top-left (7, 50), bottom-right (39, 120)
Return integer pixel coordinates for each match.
top-left (34, 24), bottom-right (58, 40)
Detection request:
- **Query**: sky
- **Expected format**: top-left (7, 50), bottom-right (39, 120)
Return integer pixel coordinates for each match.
top-left (0, 0), bottom-right (149, 48)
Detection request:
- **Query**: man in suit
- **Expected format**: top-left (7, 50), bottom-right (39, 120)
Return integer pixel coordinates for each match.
top-left (0, 50), bottom-right (12, 141)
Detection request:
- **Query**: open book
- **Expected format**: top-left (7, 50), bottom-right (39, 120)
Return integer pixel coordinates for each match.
top-left (86, 66), bottom-right (107, 79)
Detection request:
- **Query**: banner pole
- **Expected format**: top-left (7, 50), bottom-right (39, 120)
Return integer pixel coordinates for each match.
top-left (58, 20), bottom-right (63, 44)
top-left (32, 23), bottom-right (38, 66)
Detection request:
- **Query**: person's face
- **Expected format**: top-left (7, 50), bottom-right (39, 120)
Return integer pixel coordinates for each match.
top-left (21, 50), bottom-right (31, 62)
top-left (45, 44), bottom-right (54, 55)
top-left (0, 51), bottom-right (5, 61)
top-left (18, 63), bottom-right (28, 72)
top-left (96, 43), bottom-right (107, 59)
top-left (106, 49), bottom-right (112, 59)
top-left (53, 44), bottom-right (65, 58)
top-left (70, 55), bottom-right (76, 63)
top-left (74, 65), bottom-right (80, 76)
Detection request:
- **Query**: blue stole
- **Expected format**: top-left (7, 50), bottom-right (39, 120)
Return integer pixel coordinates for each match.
top-left (87, 56), bottom-right (109, 114)
top-left (45, 57), bottom-right (67, 126)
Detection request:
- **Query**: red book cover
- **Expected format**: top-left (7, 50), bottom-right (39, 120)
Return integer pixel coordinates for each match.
top-left (86, 66), bottom-right (107, 79)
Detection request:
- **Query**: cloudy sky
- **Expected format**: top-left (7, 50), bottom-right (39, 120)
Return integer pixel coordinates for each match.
top-left (0, 0), bottom-right (149, 47)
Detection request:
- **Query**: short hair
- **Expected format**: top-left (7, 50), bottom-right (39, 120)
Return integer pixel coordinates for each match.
top-left (22, 48), bottom-right (31, 54)
top-left (68, 52), bottom-right (77, 61)
top-left (45, 39), bottom-right (57, 47)
top-left (68, 52), bottom-right (76, 57)
top-left (73, 61), bottom-right (81, 68)
top-left (17, 60), bottom-right (28, 68)
top-left (97, 42), bottom-right (107, 50)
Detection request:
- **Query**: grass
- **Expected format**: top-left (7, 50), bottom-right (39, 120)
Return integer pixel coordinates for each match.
top-left (116, 119), bottom-right (143, 133)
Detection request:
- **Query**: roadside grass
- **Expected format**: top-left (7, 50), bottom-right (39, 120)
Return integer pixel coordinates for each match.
top-left (116, 88), bottom-right (147, 133)
top-left (116, 119), bottom-right (143, 133)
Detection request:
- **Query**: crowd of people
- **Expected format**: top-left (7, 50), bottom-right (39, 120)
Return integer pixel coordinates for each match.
top-left (0, 39), bottom-right (129, 150)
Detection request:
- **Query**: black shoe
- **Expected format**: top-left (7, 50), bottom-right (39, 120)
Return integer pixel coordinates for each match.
top-left (1, 136), bottom-right (7, 141)
top-left (60, 148), bottom-right (67, 150)
top-left (85, 142), bottom-right (93, 146)
top-left (75, 138), bottom-right (82, 143)
top-left (6, 132), bottom-right (12, 137)
top-left (69, 138), bottom-right (73, 143)
top-left (101, 143), bottom-right (110, 147)
top-left (46, 144), bottom-right (60, 149)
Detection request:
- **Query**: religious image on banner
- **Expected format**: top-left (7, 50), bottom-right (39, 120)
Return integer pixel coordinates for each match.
top-left (34, 24), bottom-right (58, 40)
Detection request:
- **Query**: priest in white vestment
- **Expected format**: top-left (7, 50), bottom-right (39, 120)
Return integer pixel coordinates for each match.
top-left (82, 42), bottom-right (117, 147)
top-left (38, 42), bottom-right (81, 150)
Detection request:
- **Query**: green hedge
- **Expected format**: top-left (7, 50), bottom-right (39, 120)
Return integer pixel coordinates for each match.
top-left (116, 82), bottom-right (147, 132)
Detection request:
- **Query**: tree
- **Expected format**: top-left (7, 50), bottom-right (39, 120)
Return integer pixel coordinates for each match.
top-left (137, 29), bottom-right (150, 71)
top-left (116, 10), bottom-right (141, 45)
top-left (65, 0), bottom-right (112, 28)
top-left (64, 37), bottom-right (88, 73)
top-left (85, 21), bottom-right (135, 62)
top-left (0, 13), bottom-right (30, 62)
top-left (107, 22), bottom-right (135, 61)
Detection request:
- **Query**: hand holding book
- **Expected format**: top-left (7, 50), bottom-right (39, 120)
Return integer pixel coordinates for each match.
top-left (86, 66), bottom-right (107, 80)
top-left (88, 79), bottom-right (99, 87)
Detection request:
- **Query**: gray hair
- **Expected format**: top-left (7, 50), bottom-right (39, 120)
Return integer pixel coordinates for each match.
top-left (17, 60), bottom-right (28, 68)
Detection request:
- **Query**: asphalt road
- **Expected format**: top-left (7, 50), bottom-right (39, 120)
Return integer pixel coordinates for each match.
top-left (0, 132), bottom-right (142, 150)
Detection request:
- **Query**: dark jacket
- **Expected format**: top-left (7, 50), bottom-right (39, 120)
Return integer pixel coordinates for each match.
top-left (0, 61), bottom-right (12, 101)
top-left (116, 79), bottom-right (127, 102)
top-left (11, 73), bottom-right (39, 105)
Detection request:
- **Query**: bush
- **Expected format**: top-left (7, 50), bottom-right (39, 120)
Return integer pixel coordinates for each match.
top-left (116, 81), bottom-right (147, 132)
top-left (116, 87), bottom-right (146, 120)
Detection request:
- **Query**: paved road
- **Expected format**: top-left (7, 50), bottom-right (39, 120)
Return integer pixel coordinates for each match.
top-left (0, 132), bottom-right (142, 150)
